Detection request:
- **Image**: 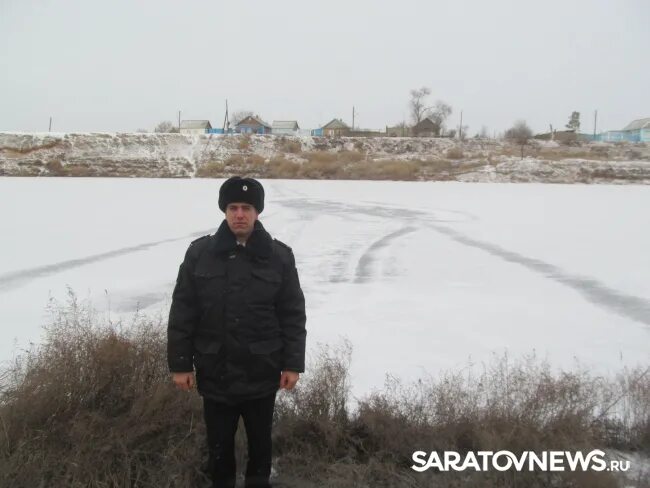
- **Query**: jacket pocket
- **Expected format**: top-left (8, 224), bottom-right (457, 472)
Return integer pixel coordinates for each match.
top-left (193, 268), bottom-right (226, 309)
top-left (250, 269), bottom-right (281, 284)
top-left (248, 337), bottom-right (283, 381)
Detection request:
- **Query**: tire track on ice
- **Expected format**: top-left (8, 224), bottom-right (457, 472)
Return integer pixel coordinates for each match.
top-left (354, 227), bottom-right (418, 283)
top-left (278, 196), bottom-right (650, 326)
top-left (430, 224), bottom-right (650, 327)
top-left (0, 229), bottom-right (213, 293)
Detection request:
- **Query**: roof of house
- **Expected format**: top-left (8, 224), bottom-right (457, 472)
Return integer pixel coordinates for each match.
top-left (180, 120), bottom-right (212, 129)
top-left (321, 118), bottom-right (349, 130)
top-left (236, 115), bottom-right (271, 128)
top-left (623, 118), bottom-right (650, 131)
top-left (413, 117), bottom-right (436, 129)
top-left (272, 120), bottom-right (300, 130)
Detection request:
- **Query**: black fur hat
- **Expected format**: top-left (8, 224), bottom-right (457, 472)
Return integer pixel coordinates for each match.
top-left (218, 176), bottom-right (265, 213)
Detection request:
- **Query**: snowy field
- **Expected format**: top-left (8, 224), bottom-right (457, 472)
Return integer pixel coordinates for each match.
top-left (0, 177), bottom-right (648, 399)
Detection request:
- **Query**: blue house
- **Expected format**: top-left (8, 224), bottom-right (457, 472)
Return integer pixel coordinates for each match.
top-left (597, 118), bottom-right (650, 142)
top-left (235, 115), bottom-right (272, 135)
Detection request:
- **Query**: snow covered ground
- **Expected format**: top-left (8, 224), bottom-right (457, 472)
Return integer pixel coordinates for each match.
top-left (0, 177), bottom-right (648, 399)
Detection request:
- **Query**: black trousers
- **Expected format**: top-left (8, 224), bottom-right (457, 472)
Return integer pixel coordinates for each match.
top-left (203, 393), bottom-right (277, 488)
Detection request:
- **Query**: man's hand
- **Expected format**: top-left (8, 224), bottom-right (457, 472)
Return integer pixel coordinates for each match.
top-left (280, 371), bottom-right (299, 390)
top-left (172, 372), bottom-right (195, 391)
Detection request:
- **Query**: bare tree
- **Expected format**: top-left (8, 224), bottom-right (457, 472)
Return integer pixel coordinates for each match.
top-left (504, 120), bottom-right (533, 159)
top-left (409, 87), bottom-right (432, 125)
top-left (154, 121), bottom-right (179, 133)
top-left (231, 110), bottom-right (255, 126)
top-left (430, 101), bottom-right (452, 135)
top-left (408, 87), bottom-right (453, 136)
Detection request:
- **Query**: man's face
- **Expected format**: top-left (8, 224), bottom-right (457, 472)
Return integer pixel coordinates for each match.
top-left (225, 202), bottom-right (258, 240)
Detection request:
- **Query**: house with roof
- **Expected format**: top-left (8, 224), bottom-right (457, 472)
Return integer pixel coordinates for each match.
top-left (180, 120), bottom-right (212, 135)
top-left (235, 115), bottom-right (272, 135)
top-left (412, 117), bottom-right (441, 137)
top-left (312, 119), bottom-right (350, 137)
top-left (599, 118), bottom-right (650, 142)
top-left (272, 120), bottom-right (300, 135)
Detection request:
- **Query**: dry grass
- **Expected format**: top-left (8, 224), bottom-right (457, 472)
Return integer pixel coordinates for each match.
top-left (300, 159), bottom-right (344, 179)
top-left (1, 294), bottom-right (647, 487)
top-left (268, 157), bottom-right (301, 179)
top-left (277, 138), bottom-right (302, 154)
top-left (346, 160), bottom-right (419, 180)
top-left (303, 151), bottom-right (339, 163)
top-left (275, 347), bottom-right (649, 487)
top-left (238, 135), bottom-right (252, 151)
top-left (446, 148), bottom-right (464, 160)
top-left (45, 159), bottom-right (65, 175)
top-left (0, 292), bottom-right (207, 487)
top-left (3, 140), bottom-right (61, 155)
top-left (225, 154), bottom-right (245, 166)
top-left (196, 161), bottom-right (226, 177)
top-left (247, 154), bottom-right (266, 166)
top-left (43, 160), bottom-right (96, 177)
top-left (338, 150), bottom-right (365, 163)
top-left (196, 155), bottom-right (266, 178)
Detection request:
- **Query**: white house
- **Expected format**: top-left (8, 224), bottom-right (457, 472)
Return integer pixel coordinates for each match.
top-left (180, 120), bottom-right (212, 135)
top-left (271, 120), bottom-right (300, 135)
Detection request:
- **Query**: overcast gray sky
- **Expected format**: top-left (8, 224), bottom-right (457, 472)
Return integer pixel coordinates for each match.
top-left (1, 0), bottom-right (648, 135)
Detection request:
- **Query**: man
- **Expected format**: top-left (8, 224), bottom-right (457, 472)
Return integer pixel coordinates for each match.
top-left (167, 176), bottom-right (306, 488)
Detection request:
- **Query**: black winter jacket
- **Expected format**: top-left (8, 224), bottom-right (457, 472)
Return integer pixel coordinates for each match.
top-left (167, 219), bottom-right (306, 403)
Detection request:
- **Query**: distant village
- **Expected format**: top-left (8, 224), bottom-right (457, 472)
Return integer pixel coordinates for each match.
top-left (177, 115), bottom-right (650, 143)
top-left (177, 115), bottom-right (434, 138)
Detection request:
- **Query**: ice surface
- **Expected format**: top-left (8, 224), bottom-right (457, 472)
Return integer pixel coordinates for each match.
top-left (0, 177), bottom-right (648, 398)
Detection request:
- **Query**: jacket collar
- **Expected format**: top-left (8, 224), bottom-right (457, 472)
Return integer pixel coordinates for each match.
top-left (212, 219), bottom-right (272, 258)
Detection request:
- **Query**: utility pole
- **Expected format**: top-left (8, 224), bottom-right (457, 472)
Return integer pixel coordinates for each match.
top-left (48, 116), bottom-right (52, 132)
top-left (223, 99), bottom-right (230, 132)
top-left (593, 110), bottom-right (598, 138)
top-left (459, 110), bottom-right (463, 139)
top-left (178, 110), bottom-right (181, 131)
top-left (352, 106), bottom-right (355, 130)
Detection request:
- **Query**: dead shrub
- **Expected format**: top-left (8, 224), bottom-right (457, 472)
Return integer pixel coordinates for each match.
top-left (300, 159), bottom-right (343, 179)
top-left (0, 291), bottom-right (208, 487)
top-left (446, 147), bottom-right (464, 160)
top-left (590, 146), bottom-right (611, 159)
top-left (303, 151), bottom-right (338, 163)
top-left (279, 139), bottom-right (302, 154)
top-left (356, 160), bottom-right (419, 180)
top-left (1, 295), bottom-right (647, 487)
top-left (224, 154), bottom-right (245, 166)
top-left (624, 149), bottom-right (643, 160)
top-left (338, 150), bottom-right (365, 163)
top-left (196, 161), bottom-right (225, 177)
top-left (238, 134), bottom-right (251, 151)
top-left (45, 160), bottom-right (65, 175)
top-left (66, 164), bottom-right (95, 177)
top-left (247, 154), bottom-right (266, 166)
top-left (268, 157), bottom-right (300, 179)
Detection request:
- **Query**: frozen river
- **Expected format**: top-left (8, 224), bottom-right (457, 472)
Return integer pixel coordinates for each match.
top-left (1, 177), bottom-right (648, 397)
